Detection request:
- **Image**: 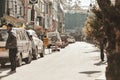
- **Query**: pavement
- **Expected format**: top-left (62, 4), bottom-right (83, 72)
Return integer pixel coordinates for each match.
top-left (95, 74), bottom-right (106, 80)
top-left (95, 61), bottom-right (106, 80)
top-left (0, 42), bottom-right (107, 80)
top-left (46, 43), bottom-right (107, 80)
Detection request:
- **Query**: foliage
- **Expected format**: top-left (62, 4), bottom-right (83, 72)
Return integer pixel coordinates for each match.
top-left (83, 10), bottom-right (105, 42)
top-left (91, 0), bottom-right (120, 79)
top-left (83, 0), bottom-right (120, 42)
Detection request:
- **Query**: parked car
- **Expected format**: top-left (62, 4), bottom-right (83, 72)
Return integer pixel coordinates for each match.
top-left (47, 32), bottom-right (62, 48)
top-left (60, 34), bottom-right (69, 48)
top-left (27, 29), bottom-right (44, 59)
top-left (0, 28), bottom-right (32, 67)
top-left (67, 36), bottom-right (76, 43)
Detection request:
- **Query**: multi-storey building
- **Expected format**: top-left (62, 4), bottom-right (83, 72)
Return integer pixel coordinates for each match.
top-left (52, 0), bottom-right (59, 31)
top-left (28, 0), bottom-right (45, 30)
top-left (48, 0), bottom-right (53, 31)
top-left (57, 0), bottom-right (65, 33)
top-left (0, 0), bottom-right (6, 18)
top-left (0, 0), bottom-right (65, 33)
top-left (0, 0), bottom-right (26, 26)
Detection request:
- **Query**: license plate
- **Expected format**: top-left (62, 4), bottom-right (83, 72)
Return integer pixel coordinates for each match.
top-left (0, 48), bottom-right (7, 51)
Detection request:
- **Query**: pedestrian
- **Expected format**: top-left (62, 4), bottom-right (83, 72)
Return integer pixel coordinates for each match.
top-left (100, 37), bottom-right (107, 62)
top-left (43, 35), bottom-right (49, 54)
top-left (5, 23), bottom-right (17, 73)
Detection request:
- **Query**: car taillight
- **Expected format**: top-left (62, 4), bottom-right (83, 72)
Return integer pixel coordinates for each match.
top-left (0, 48), bottom-right (7, 51)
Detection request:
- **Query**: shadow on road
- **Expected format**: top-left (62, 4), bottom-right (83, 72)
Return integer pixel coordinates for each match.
top-left (94, 61), bottom-right (107, 66)
top-left (0, 63), bottom-right (26, 79)
top-left (79, 71), bottom-right (101, 77)
top-left (0, 65), bottom-right (11, 79)
top-left (84, 49), bottom-right (100, 53)
top-left (0, 70), bottom-right (16, 79)
top-left (0, 65), bottom-right (11, 71)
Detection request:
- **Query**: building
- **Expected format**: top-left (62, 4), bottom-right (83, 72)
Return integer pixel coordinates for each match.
top-left (57, 0), bottom-right (65, 33)
top-left (0, 0), bottom-right (26, 27)
top-left (0, 0), bottom-right (65, 34)
top-left (0, 0), bottom-right (6, 18)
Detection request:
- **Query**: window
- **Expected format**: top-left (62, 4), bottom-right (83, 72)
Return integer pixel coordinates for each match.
top-left (0, 30), bottom-right (8, 41)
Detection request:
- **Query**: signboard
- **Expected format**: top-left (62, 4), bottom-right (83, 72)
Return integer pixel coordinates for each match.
top-left (29, 0), bottom-right (38, 4)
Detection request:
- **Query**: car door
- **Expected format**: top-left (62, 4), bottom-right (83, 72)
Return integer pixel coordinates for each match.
top-left (19, 30), bottom-right (29, 58)
top-left (33, 33), bottom-right (43, 53)
top-left (0, 29), bottom-right (9, 57)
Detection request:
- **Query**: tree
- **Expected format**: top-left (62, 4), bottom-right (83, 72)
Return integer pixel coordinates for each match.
top-left (84, 0), bottom-right (120, 80)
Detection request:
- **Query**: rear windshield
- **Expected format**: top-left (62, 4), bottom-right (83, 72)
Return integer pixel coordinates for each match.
top-left (0, 30), bottom-right (8, 41)
top-left (47, 33), bottom-right (57, 38)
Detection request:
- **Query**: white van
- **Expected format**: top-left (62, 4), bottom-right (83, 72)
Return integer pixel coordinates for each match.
top-left (47, 31), bottom-right (62, 48)
top-left (27, 29), bottom-right (44, 59)
top-left (0, 28), bottom-right (32, 67)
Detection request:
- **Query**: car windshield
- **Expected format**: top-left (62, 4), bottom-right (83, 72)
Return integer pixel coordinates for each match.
top-left (47, 33), bottom-right (57, 38)
top-left (47, 33), bottom-right (58, 42)
top-left (0, 30), bottom-right (8, 41)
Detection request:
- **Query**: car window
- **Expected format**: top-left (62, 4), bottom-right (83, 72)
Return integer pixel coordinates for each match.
top-left (24, 31), bottom-right (29, 40)
top-left (0, 30), bottom-right (8, 41)
top-left (33, 33), bottom-right (38, 38)
top-left (51, 36), bottom-right (57, 42)
top-left (15, 30), bottom-right (21, 40)
top-left (20, 30), bottom-right (26, 40)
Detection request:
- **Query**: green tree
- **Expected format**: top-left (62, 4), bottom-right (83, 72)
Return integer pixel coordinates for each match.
top-left (84, 0), bottom-right (120, 80)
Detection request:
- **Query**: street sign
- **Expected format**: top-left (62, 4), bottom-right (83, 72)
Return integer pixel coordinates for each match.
top-left (29, 0), bottom-right (38, 4)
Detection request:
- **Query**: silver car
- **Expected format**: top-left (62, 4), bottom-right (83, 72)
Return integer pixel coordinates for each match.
top-left (0, 28), bottom-right (32, 67)
top-left (27, 29), bottom-right (44, 59)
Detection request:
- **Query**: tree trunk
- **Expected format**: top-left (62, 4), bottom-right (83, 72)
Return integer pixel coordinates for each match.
top-left (106, 53), bottom-right (120, 80)
top-left (105, 29), bottom-right (120, 80)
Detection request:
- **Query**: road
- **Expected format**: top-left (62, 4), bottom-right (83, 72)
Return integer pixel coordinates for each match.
top-left (0, 42), bottom-right (106, 80)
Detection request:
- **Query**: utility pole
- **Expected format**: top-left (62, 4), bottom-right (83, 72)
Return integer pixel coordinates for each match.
top-left (29, 0), bottom-right (38, 28)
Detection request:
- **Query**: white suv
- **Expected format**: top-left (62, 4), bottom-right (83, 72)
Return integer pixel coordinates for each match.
top-left (0, 28), bottom-right (32, 67)
top-left (47, 31), bottom-right (62, 48)
top-left (27, 29), bottom-right (44, 59)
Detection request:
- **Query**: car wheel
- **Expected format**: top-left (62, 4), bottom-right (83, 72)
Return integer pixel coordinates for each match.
top-left (25, 53), bottom-right (32, 64)
top-left (1, 63), bottom-right (5, 68)
top-left (39, 48), bottom-right (44, 58)
top-left (39, 47), bottom-right (45, 57)
top-left (32, 48), bottom-right (38, 60)
top-left (16, 54), bottom-right (22, 67)
top-left (40, 53), bottom-right (44, 57)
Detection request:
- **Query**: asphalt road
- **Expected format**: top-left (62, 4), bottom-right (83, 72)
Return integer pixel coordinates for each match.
top-left (0, 42), bottom-right (106, 80)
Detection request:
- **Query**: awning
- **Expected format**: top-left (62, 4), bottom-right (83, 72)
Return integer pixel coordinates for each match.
top-left (3, 15), bottom-right (26, 24)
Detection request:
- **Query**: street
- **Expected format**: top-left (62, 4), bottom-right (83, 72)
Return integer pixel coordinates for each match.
top-left (0, 42), bottom-right (106, 80)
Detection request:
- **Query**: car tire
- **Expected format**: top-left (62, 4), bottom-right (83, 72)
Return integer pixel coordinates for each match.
top-left (1, 63), bottom-right (5, 68)
top-left (40, 53), bottom-right (44, 57)
top-left (38, 46), bottom-right (44, 58)
top-left (32, 48), bottom-right (38, 60)
top-left (25, 53), bottom-right (32, 64)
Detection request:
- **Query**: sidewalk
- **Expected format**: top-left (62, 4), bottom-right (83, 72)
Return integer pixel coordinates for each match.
top-left (95, 61), bottom-right (106, 80)
top-left (95, 74), bottom-right (106, 80)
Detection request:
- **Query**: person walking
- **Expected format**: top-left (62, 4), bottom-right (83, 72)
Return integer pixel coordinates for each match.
top-left (43, 35), bottom-right (49, 54)
top-left (5, 23), bottom-right (17, 73)
top-left (100, 37), bottom-right (107, 62)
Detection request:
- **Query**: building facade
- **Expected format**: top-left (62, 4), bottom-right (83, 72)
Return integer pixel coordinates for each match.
top-left (0, 0), bottom-right (65, 34)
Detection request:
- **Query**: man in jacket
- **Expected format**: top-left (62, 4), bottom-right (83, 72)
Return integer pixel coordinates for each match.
top-left (5, 23), bottom-right (17, 72)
